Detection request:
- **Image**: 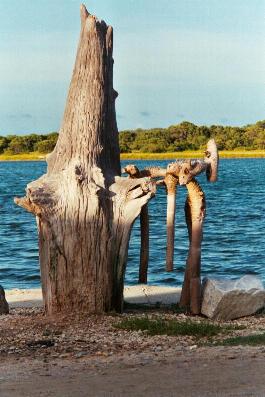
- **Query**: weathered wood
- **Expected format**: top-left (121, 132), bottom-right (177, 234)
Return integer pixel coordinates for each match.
top-left (179, 179), bottom-right (206, 314)
top-left (164, 174), bottom-right (178, 272)
top-left (204, 139), bottom-right (219, 182)
top-left (122, 165), bottom-right (150, 284)
top-left (174, 140), bottom-right (218, 186)
top-left (15, 5), bottom-right (155, 314)
top-left (139, 204), bottom-right (149, 283)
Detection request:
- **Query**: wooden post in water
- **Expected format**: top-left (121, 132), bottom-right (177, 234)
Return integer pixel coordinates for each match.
top-left (179, 178), bottom-right (206, 314)
top-left (164, 174), bottom-right (178, 272)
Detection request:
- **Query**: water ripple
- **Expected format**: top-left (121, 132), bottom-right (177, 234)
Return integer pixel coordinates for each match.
top-left (0, 159), bottom-right (264, 289)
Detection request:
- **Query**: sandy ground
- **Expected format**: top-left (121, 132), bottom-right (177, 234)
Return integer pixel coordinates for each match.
top-left (5, 285), bottom-right (181, 308)
top-left (1, 351), bottom-right (265, 397)
top-left (1, 287), bottom-right (264, 397)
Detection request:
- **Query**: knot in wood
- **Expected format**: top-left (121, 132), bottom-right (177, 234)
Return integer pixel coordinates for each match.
top-left (167, 162), bottom-right (182, 177)
top-left (164, 174), bottom-right (178, 194)
top-left (75, 165), bottom-right (86, 183)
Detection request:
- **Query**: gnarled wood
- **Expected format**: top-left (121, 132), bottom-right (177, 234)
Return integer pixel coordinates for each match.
top-left (179, 178), bottom-right (206, 314)
top-left (204, 139), bottom-right (219, 182)
top-left (122, 165), bottom-right (151, 284)
top-left (15, 5), bottom-right (155, 314)
top-left (174, 140), bottom-right (219, 185)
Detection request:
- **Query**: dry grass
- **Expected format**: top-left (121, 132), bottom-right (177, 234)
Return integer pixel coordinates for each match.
top-left (1, 150), bottom-right (265, 162)
top-left (0, 152), bottom-right (45, 161)
top-left (121, 150), bottom-right (265, 160)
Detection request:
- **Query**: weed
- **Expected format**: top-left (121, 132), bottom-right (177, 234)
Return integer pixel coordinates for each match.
top-left (114, 317), bottom-right (241, 338)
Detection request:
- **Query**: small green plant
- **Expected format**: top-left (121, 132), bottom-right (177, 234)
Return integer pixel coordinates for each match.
top-left (123, 302), bottom-right (186, 314)
top-left (219, 333), bottom-right (265, 346)
top-left (114, 317), bottom-right (241, 338)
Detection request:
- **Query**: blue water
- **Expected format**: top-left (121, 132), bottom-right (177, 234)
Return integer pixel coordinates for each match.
top-left (0, 159), bottom-right (264, 289)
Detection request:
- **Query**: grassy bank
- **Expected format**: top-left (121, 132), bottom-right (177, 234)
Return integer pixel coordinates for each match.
top-left (1, 150), bottom-right (265, 162)
top-left (0, 151), bottom-right (45, 161)
top-left (122, 150), bottom-right (265, 159)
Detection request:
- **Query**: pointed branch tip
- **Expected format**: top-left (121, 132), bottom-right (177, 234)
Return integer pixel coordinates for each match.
top-left (80, 4), bottom-right (90, 22)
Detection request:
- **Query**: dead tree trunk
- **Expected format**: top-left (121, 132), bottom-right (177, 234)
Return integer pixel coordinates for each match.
top-left (179, 178), bottom-right (206, 314)
top-left (15, 5), bottom-right (154, 315)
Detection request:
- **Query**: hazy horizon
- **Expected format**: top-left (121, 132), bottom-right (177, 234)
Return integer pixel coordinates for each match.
top-left (0, 0), bottom-right (264, 135)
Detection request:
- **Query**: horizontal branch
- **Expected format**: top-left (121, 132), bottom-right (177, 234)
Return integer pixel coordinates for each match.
top-left (123, 139), bottom-right (219, 186)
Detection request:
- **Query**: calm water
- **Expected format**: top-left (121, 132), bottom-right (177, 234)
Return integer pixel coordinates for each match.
top-left (0, 159), bottom-right (264, 289)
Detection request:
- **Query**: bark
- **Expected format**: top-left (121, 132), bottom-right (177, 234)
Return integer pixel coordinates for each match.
top-left (15, 5), bottom-right (155, 314)
top-left (179, 178), bottom-right (206, 314)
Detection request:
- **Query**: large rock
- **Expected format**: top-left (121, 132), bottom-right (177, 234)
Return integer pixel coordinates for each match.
top-left (201, 275), bottom-right (265, 320)
top-left (0, 285), bottom-right (9, 314)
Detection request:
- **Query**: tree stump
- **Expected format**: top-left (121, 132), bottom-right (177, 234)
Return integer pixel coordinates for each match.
top-left (15, 5), bottom-right (155, 315)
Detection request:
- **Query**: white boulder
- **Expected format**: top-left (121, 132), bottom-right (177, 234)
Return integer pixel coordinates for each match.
top-left (201, 275), bottom-right (265, 320)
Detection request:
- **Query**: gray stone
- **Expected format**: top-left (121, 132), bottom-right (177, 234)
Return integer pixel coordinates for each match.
top-left (201, 275), bottom-right (265, 320)
top-left (0, 285), bottom-right (9, 314)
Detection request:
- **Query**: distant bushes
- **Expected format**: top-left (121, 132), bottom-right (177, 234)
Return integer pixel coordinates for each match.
top-left (1, 120), bottom-right (264, 155)
top-left (119, 120), bottom-right (265, 152)
top-left (0, 132), bottom-right (59, 154)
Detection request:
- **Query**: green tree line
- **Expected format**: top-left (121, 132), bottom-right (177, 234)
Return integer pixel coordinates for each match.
top-left (119, 120), bottom-right (265, 152)
top-left (0, 132), bottom-right (58, 154)
top-left (1, 120), bottom-right (264, 155)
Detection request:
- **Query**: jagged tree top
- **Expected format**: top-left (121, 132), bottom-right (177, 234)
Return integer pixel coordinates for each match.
top-left (47, 4), bottom-right (120, 177)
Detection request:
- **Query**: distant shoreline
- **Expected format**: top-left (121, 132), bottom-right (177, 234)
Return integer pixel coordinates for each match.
top-left (1, 150), bottom-right (265, 162)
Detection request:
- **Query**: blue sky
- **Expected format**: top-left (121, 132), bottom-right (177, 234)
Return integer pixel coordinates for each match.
top-left (0, 0), bottom-right (264, 135)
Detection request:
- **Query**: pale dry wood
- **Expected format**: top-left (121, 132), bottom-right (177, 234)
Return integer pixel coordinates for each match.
top-left (179, 178), bottom-right (206, 314)
top-left (204, 139), bottom-right (219, 182)
top-left (164, 174), bottom-right (178, 272)
top-left (15, 5), bottom-right (155, 314)
top-left (122, 165), bottom-right (151, 284)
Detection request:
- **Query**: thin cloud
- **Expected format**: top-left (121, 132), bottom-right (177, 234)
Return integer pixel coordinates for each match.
top-left (8, 113), bottom-right (32, 119)
top-left (140, 111), bottom-right (151, 117)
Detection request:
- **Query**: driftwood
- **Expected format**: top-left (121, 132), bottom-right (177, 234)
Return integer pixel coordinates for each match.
top-left (179, 178), bottom-right (206, 313)
top-left (122, 165), bottom-right (169, 282)
top-left (123, 140), bottom-right (218, 313)
top-left (15, 5), bottom-right (155, 314)
top-left (163, 174), bottom-right (178, 272)
top-left (14, 4), bottom-right (218, 315)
